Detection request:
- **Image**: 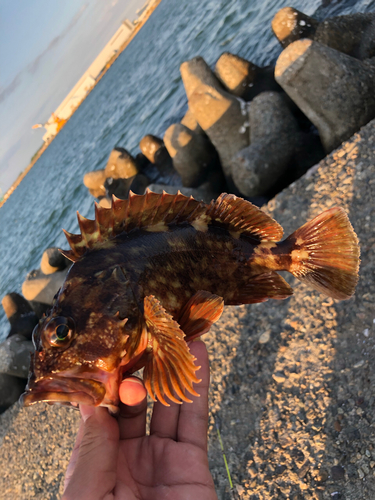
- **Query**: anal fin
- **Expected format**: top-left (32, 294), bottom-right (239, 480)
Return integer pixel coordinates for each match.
top-left (143, 295), bottom-right (201, 406)
top-left (225, 271), bottom-right (293, 305)
top-left (178, 291), bottom-right (224, 341)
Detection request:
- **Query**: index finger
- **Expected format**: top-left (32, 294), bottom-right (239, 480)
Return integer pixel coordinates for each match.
top-left (62, 406), bottom-right (119, 500)
top-left (63, 418), bottom-right (85, 491)
top-left (177, 340), bottom-right (210, 451)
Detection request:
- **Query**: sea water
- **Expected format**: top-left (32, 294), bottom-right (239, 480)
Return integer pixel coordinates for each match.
top-left (1, 0), bottom-right (374, 340)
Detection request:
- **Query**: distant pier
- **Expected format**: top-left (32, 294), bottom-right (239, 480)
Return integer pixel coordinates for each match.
top-left (0, 0), bottom-right (161, 209)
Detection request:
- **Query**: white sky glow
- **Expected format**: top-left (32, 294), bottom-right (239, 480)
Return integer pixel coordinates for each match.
top-left (0, 0), bottom-right (144, 193)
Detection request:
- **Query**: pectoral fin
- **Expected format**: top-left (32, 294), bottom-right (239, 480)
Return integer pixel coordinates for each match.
top-left (143, 295), bottom-right (201, 406)
top-left (178, 291), bottom-right (224, 341)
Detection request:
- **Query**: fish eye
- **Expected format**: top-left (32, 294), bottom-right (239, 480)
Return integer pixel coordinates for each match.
top-left (45, 317), bottom-right (75, 347)
top-left (56, 324), bottom-right (70, 340)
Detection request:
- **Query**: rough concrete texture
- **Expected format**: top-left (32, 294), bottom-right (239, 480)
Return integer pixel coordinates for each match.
top-left (180, 108), bottom-right (204, 134)
top-left (215, 53), bottom-right (259, 98)
top-left (180, 56), bottom-right (223, 100)
top-left (104, 174), bottom-right (149, 199)
top-left (0, 375), bottom-right (26, 415)
top-left (215, 53), bottom-right (281, 102)
top-left (249, 92), bottom-right (298, 144)
top-left (83, 169), bottom-right (106, 190)
top-left (314, 13), bottom-right (375, 59)
top-left (164, 123), bottom-right (221, 188)
top-left (358, 18), bottom-right (375, 60)
top-left (1, 119), bottom-right (375, 499)
top-left (275, 39), bottom-right (375, 152)
top-left (188, 83), bottom-right (250, 187)
top-left (104, 148), bottom-right (139, 180)
top-left (98, 197), bottom-right (111, 208)
top-left (83, 169), bottom-right (107, 199)
top-left (2, 293), bottom-right (33, 321)
top-left (181, 55), bottom-right (250, 189)
top-left (88, 185), bottom-right (107, 199)
top-left (22, 268), bottom-right (69, 305)
top-left (40, 248), bottom-right (70, 275)
top-left (272, 7), bottom-right (319, 50)
top-left (152, 145), bottom-right (174, 176)
top-left (272, 8), bottom-right (375, 60)
top-left (1, 293), bottom-right (38, 340)
top-left (0, 334), bottom-right (33, 379)
top-left (139, 134), bottom-right (164, 164)
top-left (231, 92), bottom-right (298, 196)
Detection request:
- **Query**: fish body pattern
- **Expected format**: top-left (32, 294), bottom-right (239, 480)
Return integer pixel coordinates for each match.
top-left (22, 191), bottom-right (360, 413)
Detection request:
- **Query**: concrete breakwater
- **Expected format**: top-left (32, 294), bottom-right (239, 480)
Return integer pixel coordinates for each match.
top-left (83, 7), bottom-right (375, 206)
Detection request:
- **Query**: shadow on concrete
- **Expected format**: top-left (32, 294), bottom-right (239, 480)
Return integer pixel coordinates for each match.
top-left (206, 123), bottom-right (375, 500)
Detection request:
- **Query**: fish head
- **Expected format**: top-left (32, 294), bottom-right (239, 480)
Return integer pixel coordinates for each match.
top-left (22, 261), bottom-right (143, 414)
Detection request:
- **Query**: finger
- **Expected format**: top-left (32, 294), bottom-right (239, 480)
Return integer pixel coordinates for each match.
top-left (177, 340), bottom-right (210, 451)
top-left (64, 418), bottom-right (85, 491)
top-left (118, 377), bottom-right (148, 440)
top-left (62, 406), bottom-right (119, 500)
top-left (149, 397), bottom-right (181, 440)
top-left (119, 376), bottom-right (147, 406)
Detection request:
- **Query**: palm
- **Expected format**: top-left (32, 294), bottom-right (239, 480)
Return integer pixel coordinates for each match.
top-left (115, 435), bottom-right (217, 499)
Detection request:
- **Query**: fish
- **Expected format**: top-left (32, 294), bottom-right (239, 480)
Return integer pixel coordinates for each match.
top-left (22, 191), bottom-right (360, 413)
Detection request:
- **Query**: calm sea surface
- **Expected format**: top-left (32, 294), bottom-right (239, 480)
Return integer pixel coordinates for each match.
top-left (1, 0), bottom-right (374, 340)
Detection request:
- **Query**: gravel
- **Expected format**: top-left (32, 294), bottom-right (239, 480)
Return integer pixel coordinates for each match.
top-left (1, 119), bottom-right (375, 499)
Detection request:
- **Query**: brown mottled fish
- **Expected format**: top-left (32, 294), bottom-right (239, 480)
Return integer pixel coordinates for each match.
top-left (22, 191), bottom-right (360, 413)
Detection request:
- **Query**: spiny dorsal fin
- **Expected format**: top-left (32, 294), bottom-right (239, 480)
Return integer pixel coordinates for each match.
top-left (60, 230), bottom-right (85, 261)
top-left (62, 190), bottom-right (206, 259)
top-left (206, 193), bottom-right (283, 241)
top-left (61, 191), bottom-right (283, 260)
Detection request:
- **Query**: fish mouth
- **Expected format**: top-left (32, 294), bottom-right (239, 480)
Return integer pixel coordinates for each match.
top-left (21, 376), bottom-right (106, 408)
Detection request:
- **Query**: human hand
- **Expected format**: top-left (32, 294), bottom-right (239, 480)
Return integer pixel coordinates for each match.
top-left (62, 340), bottom-right (218, 500)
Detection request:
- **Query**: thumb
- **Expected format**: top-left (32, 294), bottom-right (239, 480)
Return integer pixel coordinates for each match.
top-left (62, 406), bottom-right (119, 500)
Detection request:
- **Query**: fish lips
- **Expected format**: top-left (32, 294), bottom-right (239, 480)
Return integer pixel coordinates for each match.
top-left (21, 375), bottom-right (106, 408)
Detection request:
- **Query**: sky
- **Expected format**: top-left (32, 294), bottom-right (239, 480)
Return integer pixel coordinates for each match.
top-left (0, 0), bottom-right (145, 194)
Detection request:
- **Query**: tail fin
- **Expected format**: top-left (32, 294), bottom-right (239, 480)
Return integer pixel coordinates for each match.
top-left (284, 207), bottom-right (360, 300)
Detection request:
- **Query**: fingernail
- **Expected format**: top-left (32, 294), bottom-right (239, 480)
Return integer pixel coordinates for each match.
top-left (120, 377), bottom-right (147, 406)
top-left (124, 377), bottom-right (145, 387)
top-left (188, 338), bottom-right (205, 345)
